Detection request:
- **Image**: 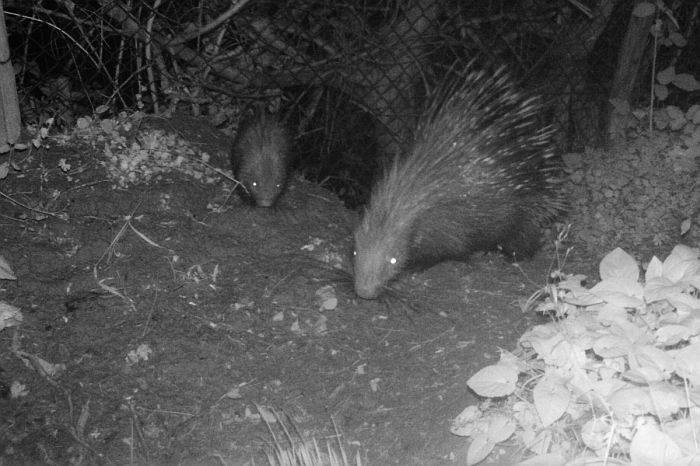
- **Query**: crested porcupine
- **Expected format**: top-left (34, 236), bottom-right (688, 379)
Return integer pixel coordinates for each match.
top-left (231, 108), bottom-right (291, 207)
top-left (353, 66), bottom-right (564, 299)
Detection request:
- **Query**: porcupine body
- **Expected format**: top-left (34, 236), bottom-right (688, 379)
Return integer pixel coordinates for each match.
top-left (353, 67), bottom-right (564, 299)
top-left (231, 109), bottom-right (291, 207)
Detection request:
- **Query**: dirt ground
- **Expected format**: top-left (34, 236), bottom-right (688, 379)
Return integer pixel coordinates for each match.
top-left (0, 115), bottom-right (594, 465)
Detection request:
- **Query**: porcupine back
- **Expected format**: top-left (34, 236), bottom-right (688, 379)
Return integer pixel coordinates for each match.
top-left (231, 109), bottom-right (291, 207)
top-left (353, 66), bottom-right (564, 299)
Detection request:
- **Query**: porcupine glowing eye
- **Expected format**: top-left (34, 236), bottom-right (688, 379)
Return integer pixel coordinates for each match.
top-left (389, 257), bottom-right (397, 265)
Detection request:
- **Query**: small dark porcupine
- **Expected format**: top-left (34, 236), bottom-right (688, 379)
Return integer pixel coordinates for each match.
top-left (231, 109), bottom-right (291, 207)
top-left (353, 66), bottom-right (564, 299)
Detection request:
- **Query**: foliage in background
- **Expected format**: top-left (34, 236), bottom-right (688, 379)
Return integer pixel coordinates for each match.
top-left (563, 104), bottom-right (700, 254)
top-left (4, 0), bottom-right (699, 205)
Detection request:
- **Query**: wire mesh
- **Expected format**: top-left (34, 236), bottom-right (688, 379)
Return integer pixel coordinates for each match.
top-left (4, 0), bottom-right (700, 191)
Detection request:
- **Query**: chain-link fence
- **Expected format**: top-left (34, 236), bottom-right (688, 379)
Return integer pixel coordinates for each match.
top-left (4, 0), bottom-right (700, 202)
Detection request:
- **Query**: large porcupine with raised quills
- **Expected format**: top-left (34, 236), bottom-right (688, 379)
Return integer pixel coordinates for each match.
top-left (231, 108), bottom-right (291, 207)
top-left (353, 66), bottom-right (564, 299)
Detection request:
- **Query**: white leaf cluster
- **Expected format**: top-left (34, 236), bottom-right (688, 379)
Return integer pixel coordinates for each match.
top-left (453, 245), bottom-right (700, 465)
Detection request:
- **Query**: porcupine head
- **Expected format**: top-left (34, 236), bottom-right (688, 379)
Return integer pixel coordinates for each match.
top-left (353, 164), bottom-right (418, 300)
top-left (232, 111), bottom-right (291, 207)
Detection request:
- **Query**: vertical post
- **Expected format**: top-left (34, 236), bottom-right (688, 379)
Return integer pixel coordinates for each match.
top-left (0, 0), bottom-right (21, 150)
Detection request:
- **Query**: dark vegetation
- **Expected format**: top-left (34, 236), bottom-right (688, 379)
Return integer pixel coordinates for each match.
top-left (5, 0), bottom-right (699, 206)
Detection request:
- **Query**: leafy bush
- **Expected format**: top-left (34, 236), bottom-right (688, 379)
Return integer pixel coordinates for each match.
top-left (453, 245), bottom-right (700, 465)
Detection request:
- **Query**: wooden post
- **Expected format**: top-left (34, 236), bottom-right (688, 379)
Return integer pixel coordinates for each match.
top-left (607, 0), bottom-right (654, 141)
top-left (0, 0), bottom-right (21, 150)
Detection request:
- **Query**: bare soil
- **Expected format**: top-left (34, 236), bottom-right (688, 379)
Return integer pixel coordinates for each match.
top-left (0, 115), bottom-right (593, 466)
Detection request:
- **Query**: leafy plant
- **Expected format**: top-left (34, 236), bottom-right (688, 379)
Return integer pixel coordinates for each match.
top-left (453, 245), bottom-right (700, 465)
